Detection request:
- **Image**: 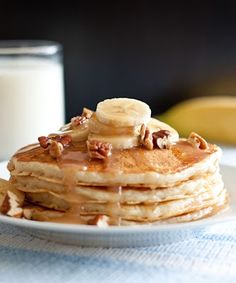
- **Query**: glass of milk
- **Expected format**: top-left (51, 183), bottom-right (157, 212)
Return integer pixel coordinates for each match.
top-left (0, 40), bottom-right (65, 160)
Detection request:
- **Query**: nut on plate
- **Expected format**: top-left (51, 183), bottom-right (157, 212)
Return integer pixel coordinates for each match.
top-left (0, 188), bottom-right (25, 218)
top-left (87, 215), bottom-right (109, 227)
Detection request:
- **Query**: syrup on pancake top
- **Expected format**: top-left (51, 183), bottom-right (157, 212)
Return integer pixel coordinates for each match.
top-left (1, 98), bottom-right (228, 226)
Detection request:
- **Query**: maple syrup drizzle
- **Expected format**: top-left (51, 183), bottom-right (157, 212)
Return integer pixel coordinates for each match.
top-left (105, 186), bottom-right (122, 225)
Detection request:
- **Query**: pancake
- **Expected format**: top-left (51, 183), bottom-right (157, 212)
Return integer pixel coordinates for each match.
top-left (1, 98), bottom-right (228, 226)
top-left (8, 140), bottom-right (220, 186)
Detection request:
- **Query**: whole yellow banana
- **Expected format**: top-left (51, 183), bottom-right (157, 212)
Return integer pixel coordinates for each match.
top-left (157, 96), bottom-right (236, 144)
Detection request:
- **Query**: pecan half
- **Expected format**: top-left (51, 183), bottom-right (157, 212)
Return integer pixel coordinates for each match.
top-left (188, 132), bottom-right (208, 150)
top-left (139, 124), bottom-right (153, 150)
top-left (152, 130), bottom-right (171, 149)
top-left (139, 126), bottom-right (173, 150)
top-left (87, 140), bottom-right (112, 159)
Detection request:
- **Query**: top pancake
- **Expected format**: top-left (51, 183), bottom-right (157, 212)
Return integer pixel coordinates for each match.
top-left (8, 139), bottom-right (221, 187)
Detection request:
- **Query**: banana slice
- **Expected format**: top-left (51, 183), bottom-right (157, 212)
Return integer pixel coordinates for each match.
top-left (88, 118), bottom-right (178, 149)
top-left (88, 133), bottom-right (139, 149)
top-left (89, 114), bottom-right (140, 136)
top-left (67, 126), bottom-right (89, 142)
top-left (49, 124), bottom-right (89, 142)
top-left (96, 98), bottom-right (151, 127)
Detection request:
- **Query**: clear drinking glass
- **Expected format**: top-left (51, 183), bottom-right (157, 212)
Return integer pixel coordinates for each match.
top-left (0, 40), bottom-right (65, 160)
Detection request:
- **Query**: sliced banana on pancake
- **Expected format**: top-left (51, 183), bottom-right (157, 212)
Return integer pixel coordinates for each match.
top-left (49, 126), bottom-right (89, 142)
top-left (62, 125), bottom-right (89, 142)
top-left (89, 114), bottom-right (140, 136)
top-left (96, 98), bottom-right (151, 127)
top-left (88, 117), bottom-right (178, 149)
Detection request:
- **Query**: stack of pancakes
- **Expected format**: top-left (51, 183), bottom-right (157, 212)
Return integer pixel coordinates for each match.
top-left (4, 98), bottom-right (227, 226)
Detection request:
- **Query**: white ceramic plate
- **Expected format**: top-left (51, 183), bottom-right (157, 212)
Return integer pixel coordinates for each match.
top-left (0, 161), bottom-right (235, 247)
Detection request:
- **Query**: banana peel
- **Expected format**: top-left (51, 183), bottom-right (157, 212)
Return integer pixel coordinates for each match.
top-left (157, 96), bottom-right (236, 144)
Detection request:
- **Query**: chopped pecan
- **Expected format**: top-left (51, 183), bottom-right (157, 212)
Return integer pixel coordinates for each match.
top-left (139, 124), bottom-right (153, 150)
top-left (87, 140), bottom-right (112, 159)
top-left (59, 135), bottom-right (72, 147)
top-left (71, 116), bottom-right (87, 128)
top-left (46, 134), bottom-right (72, 146)
top-left (152, 130), bottom-right (171, 149)
top-left (0, 189), bottom-right (25, 218)
top-left (60, 108), bottom-right (93, 131)
top-left (139, 126), bottom-right (173, 150)
top-left (70, 108), bottom-right (93, 128)
top-left (49, 141), bottom-right (64, 158)
top-left (38, 136), bottom-right (51, 148)
top-left (38, 134), bottom-right (72, 158)
top-left (87, 215), bottom-right (109, 227)
top-left (188, 132), bottom-right (208, 150)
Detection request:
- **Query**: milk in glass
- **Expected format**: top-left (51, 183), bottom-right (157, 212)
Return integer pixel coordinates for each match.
top-left (0, 57), bottom-right (64, 160)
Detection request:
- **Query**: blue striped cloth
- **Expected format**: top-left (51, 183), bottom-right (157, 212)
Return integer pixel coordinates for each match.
top-left (0, 146), bottom-right (236, 283)
top-left (0, 221), bottom-right (236, 283)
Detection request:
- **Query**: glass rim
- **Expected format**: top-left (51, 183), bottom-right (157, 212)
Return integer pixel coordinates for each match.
top-left (0, 40), bottom-right (62, 55)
